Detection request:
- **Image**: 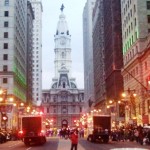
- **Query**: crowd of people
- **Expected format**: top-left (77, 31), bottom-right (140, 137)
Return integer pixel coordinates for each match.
top-left (46, 128), bottom-right (84, 139)
top-left (45, 124), bottom-right (150, 146)
top-left (110, 124), bottom-right (150, 145)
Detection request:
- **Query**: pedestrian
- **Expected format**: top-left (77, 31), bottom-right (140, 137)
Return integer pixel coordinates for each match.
top-left (69, 129), bottom-right (78, 150)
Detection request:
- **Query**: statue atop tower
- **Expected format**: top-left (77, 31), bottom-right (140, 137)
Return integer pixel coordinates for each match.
top-left (60, 4), bottom-right (65, 12)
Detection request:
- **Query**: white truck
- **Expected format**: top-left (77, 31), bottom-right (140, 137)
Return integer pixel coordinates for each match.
top-left (18, 115), bottom-right (46, 146)
top-left (87, 115), bottom-right (111, 143)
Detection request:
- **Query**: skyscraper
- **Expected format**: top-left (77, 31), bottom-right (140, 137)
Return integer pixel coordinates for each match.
top-left (83, 0), bottom-right (96, 112)
top-left (29, 0), bottom-right (43, 106)
top-left (0, 0), bottom-right (28, 129)
top-left (27, 1), bottom-right (34, 105)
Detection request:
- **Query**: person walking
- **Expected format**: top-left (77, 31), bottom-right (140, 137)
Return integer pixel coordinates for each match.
top-left (69, 129), bottom-right (78, 150)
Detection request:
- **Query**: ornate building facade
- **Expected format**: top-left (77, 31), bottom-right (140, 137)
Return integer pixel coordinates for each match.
top-left (42, 5), bottom-right (84, 129)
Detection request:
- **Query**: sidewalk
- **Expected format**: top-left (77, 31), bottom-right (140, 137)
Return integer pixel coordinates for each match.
top-left (58, 138), bottom-right (85, 150)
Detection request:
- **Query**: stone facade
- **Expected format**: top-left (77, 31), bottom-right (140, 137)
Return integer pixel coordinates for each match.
top-left (121, 0), bottom-right (150, 125)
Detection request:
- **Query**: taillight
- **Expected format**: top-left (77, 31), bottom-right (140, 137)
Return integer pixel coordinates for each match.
top-left (41, 130), bottom-right (44, 133)
top-left (19, 130), bottom-right (23, 134)
top-left (38, 130), bottom-right (45, 136)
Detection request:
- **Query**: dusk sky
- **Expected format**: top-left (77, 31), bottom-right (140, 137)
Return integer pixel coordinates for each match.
top-left (42, 0), bottom-right (86, 89)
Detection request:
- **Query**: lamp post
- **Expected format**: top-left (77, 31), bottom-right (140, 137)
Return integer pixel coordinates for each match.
top-left (121, 90), bottom-right (138, 125)
top-left (0, 88), bottom-right (7, 131)
top-left (106, 99), bottom-right (120, 128)
top-left (13, 101), bottom-right (26, 130)
top-left (0, 88), bottom-right (13, 131)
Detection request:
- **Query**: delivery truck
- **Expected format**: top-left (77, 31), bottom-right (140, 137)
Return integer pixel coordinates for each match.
top-left (18, 115), bottom-right (46, 146)
top-left (87, 115), bottom-right (111, 143)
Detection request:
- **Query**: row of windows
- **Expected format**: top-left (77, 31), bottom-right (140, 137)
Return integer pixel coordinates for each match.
top-left (123, 2), bottom-right (150, 31)
top-left (123, 18), bottom-right (136, 40)
top-left (122, 6), bottom-right (135, 29)
top-left (46, 106), bottom-right (82, 114)
top-left (123, 31), bottom-right (138, 52)
top-left (124, 15), bottom-right (150, 39)
top-left (124, 67), bottom-right (138, 83)
top-left (124, 61), bottom-right (148, 84)
top-left (43, 97), bottom-right (83, 103)
top-left (122, 1), bottom-right (135, 16)
top-left (124, 45), bottom-right (138, 64)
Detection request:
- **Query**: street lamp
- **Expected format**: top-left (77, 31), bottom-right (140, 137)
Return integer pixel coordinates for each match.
top-left (0, 87), bottom-right (13, 130)
top-left (121, 90), bottom-right (139, 125)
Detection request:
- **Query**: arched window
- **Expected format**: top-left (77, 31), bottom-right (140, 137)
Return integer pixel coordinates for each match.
top-left (63, 82), bottom-right (65, 88)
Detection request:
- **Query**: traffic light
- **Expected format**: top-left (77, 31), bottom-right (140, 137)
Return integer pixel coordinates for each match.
top-left (2, 114), bottom-right (8, 121)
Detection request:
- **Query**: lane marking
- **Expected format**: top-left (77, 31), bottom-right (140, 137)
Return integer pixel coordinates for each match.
top-left (8, 142), bottom-right (22, 148)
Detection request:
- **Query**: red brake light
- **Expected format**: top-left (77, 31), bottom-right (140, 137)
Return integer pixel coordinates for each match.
top-left (41, 130), bottom-right (44, 133)
top-left (38, 130), bottom-right (45, 136)
top-left (19, 130), bottom-right (23, 134)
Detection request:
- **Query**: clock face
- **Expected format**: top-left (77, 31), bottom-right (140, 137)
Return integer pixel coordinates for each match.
top-left (60, 38), bottom-right (66, 45)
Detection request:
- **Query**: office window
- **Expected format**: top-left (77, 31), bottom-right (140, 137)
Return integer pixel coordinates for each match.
top-left (3, 65), bottom-right (8, 71)
top-left (4, 21), bottom-right (8, 27)
top-left (134, 4), bottom-right (136, 12)
top-left (145, 61), bottom-right (148, 70)
top-left (134, 18), bottom-right (137, 26)
top-left (73, 106), bottom-right (75, 113)
top-left (148, 15), bottom-right (150, 23)
top-left (147, 1), bottom-right (150, 9)
top-left (4, 0), bottom-right (9, 6)
top-left (53, 106), bottom-right (56, 113)
top-left (148, 100), bottom-right (150, 113)
top-left (4, 32), bottom-right (8, 38)
top-left (47, 107), bottom-right (49, 113)
top-left (4, 11), bottom-right (9, 17)
top-left (3, 54), bottom-right (8, 60)
top-left (80, 107), bottom-right (82, 113)
top-left (3, 43), bottom-right (8, 49)
top-left (3, 78), bottom-right (7, 83)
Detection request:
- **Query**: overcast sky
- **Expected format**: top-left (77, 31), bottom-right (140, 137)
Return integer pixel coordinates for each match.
top-left (42, 0), bottom-right (86, 89)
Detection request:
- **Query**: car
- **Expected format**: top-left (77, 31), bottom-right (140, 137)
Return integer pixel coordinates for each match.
top-left (143, 126), bottom-right (150, 129)
top-left (0, 132), bottom-right (6, 143)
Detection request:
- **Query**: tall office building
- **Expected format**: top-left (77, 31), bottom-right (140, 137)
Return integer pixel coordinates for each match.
top-left (103, 0), bottom-right (123, 101)
top-left (42, 5), bottom-right (84, 129)
top-left (92, 0), bottom-right (124, 126)
top-left (29, 0), bottom-right (43, 106)
top-left (27, 1), bottom-right (34, 105)
top-left (92, 0), bottom-right (106, 110)
top-left (121, 0), bottom-right (150, 124)
top-left (83, 0), bottom-right (96, 112)
top-left (0, 0), bottom-right (28, 129)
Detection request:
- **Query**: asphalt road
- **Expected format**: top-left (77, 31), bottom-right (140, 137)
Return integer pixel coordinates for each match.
top-left (0, 137), bottom-right (150, 150)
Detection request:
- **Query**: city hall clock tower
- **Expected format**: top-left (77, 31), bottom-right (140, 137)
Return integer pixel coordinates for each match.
top-left (42, 5), bottom-right (84, 129)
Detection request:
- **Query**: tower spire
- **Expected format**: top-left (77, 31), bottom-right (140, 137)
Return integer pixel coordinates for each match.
top-left (60, 4), bottom-right (65, 12)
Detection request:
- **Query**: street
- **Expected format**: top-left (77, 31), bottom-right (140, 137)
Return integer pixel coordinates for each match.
top-left (0, 137), bottom-right (150, 150)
